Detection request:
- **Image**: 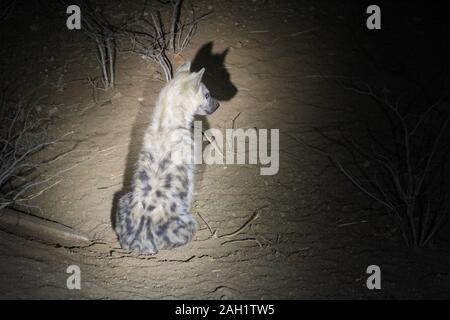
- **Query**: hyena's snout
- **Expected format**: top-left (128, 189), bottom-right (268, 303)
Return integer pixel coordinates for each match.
top-left (205, 98), bottom-right (220, 114)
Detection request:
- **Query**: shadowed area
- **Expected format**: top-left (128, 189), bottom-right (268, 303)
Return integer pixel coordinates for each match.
top-left (191, 42), bottom-right (238, 101)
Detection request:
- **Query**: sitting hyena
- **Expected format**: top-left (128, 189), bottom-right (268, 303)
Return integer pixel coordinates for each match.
top-left (115, 62), bottom-right (219, 254)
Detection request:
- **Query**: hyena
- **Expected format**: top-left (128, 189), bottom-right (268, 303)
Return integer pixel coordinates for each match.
top-left (115, 62), bottom-right (220, 254)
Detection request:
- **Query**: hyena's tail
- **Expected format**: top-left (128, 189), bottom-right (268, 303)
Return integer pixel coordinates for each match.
top-left (115, 192), bottom-right (159, 254)
top-left (151, 211), bottom-right (198, 250)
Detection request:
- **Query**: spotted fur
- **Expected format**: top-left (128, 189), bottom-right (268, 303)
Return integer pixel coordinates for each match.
top-left (115, 62), bottom-right (219, 254)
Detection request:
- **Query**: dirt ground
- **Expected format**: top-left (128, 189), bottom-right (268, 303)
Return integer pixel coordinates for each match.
top-left (1, 0), bottom-right (450, 299)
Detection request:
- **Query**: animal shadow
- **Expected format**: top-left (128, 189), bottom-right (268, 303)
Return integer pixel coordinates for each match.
top-left (191, 41), bottom-right (238, 188)
top-left (191, 41), bottom-right (237, 102)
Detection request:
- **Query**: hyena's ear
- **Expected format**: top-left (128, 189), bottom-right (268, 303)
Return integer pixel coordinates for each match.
top-left (175, 61), bottom-right (191, 75)
top-left (190, 68), bottom-right (205, 92)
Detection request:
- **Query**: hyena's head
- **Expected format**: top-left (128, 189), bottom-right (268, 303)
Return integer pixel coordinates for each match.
top-left (169, 61), bottom-right (220, 116)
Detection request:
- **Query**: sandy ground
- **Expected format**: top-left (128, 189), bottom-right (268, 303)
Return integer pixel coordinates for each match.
top-left (1, 0), bottom-right (450, 299)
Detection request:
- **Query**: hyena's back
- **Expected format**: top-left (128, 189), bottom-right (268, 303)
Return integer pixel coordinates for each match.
top-left (115, 128), bottom-right (197, 254)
